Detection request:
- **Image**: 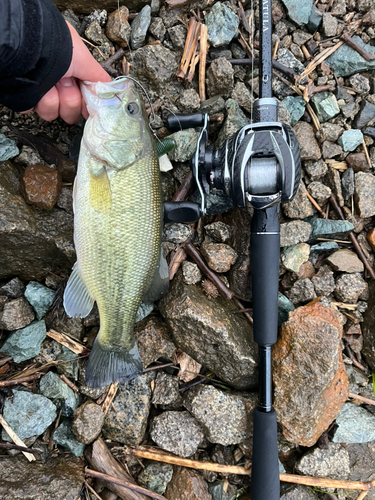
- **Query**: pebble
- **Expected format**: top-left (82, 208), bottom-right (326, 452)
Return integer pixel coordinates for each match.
top-left (167, 129), bottom-right (199, 162)
top-left (231, 82), bottom-right (254, 114)
top-left (216, 98), bottom-right (249, 149)
top-left (53, 420), bottom-right (85, 457)
top-left (200, 241), bottom-right (237, 273)
top-left (281, 484), bottom-right (319, 499)
top-left (281, 243), bottom-right (310, 273)
top-left (333, 403), bottom-right (375, 443)
top-left (0, 297), bottom-right (35, 331)
top-left (39, 371), bottom-right (79, 417)
top-left (205, 2), bottom-right (239, 48)
top-left (206, 57), bottom-right (234, 98)
top-left (322, 12), bottom-right (338, 37)
top-left (150, 411), bottom-right (204, 457)
top-left (22, 164), bottom-right (62, 210)
top-left (281, 0), bottom-right (313, 25)
top-left (326, 249), bottom-right (364, 273)
top-left (346, 153), bottom-right (370, 172)
top-left (205, 221), bottom-right (231, 243)
top-left (281, 96), bottom-right (306, 126)
top-left (135, 315), bottom-right (176, 368)
top-left (293, 122), bottom-right (321, 161)
top-left (304, 159), bottom-right (328, 181)
top-left (208, 481), bottom-right (238, 500)
top-left (307, 181), bottom-right (331, 204)
top-left (280, 220), bottom-right (313, 247)
top-left (184, 385), bottom-right (252, 445)
top-left (105, 6), bottom-right (131, 47)
top-left (316, 122), bottom-right (344, 143)
top-left (24, 281), bottom-right (55, 320)
top-left (84, 22), bottom-right (112, 62)
top-left (285, 278), bottom-right (316, 305)
top-left (354, 100), bottom-right (375, 129)
top-left (151, 372), bottom-right (182, 409)
top-left (182, 261), bottom-right (202, 285)
top-left (1, 319), bottom-right (46, 363)
top-left (326, 35), bottom-right (375, 77)
top-left (0, 277), bottom-right (25, 298)
top-left (278, 292), bottom-right (295, 325)
top-left (138, 462), bottom-right (174, 495)
top-left (322, 140), bottom-right (343, 159)
top-left (163, 222), bottom-right (193, 244)
top-left (295, 442), bottom-right (350, 479)
top-left (311, 92), bottom-right (340, 122)
top-left (72, 401), bottom-right (104, 444)
top-left (342, 167), bottom-right (355, 201)
top-left (0, 133), bottom-right (19, 161)
top-left (133, 44), bottom-right (178, 87)
top-left (338, 129), bottom-right (364, 152)
top-left (2, 390), bottom-right (57, 442)
top-left (311, 265), bottom-right (336, 297)
top-left (179, 89), bottom-right (201, 112)
top-left (308, 217), bottom-right (354, 241)
top-left (282, 181), bottom-right (314, 220)
top-left (165, 468), bottom-right (211, 500)
top-left (334, 273), bottom-right (368, 303)
top-left (349, 73), bottom-right (371, 94)
top-left (168, 25), bottom-right (187, 50)
top-left (130, 5), bottom-right (151, 49)
top-left (355, 172), bottom-right (375, 217)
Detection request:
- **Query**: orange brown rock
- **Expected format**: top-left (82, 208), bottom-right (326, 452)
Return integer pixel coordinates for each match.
top-left (164, 467), bottom-right (211, 500)
top-left (366, 227), bottom-right (375, 253)
top-left (22, 164), bottom-right (62, 210)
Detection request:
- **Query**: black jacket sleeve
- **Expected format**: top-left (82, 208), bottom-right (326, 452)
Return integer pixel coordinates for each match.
top-left (0, 0), bottom-right (73, 112)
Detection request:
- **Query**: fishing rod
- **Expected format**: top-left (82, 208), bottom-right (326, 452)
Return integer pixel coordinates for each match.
top-left (163, 1), bottom-right (301, 498)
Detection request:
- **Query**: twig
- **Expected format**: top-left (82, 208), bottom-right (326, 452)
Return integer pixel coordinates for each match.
top-left (299, 41), bottom-right (345, 80)
top-left (187, 52), bottom-right (200, 83)
top-left (0, 356), bottom-right (12, 367)
top-left (349, 392), bottom-right (375, 407)
top-left (238, 31), bottom-right (253, 58)
top-left (85, 481), bottom-right (104, 500)
top-left (238, 1), bottom-right (251, 33)
top-left (331, 302), bottom-right (357, 310)
top-left (345, 344), bottom-right (367, 372)
top-left (85, 469), bottom-right (167, 500)
top-left (199, 24), bottom-right (208, 102)
top-left (168, 245), bottom-right (187, 280)
top-left (357, 490), bottom-right (369, 500)
top-left (306, 190), bottom-right (327, 218)
top-left (301, 45), bottom-right (311, 60)
top-left (326, 160), bottom-right (348, 171)
top-left (272, 40), bottom-right (279, 60)
top-left (362, 140), bottom-right (372, 169)
top-left (341, 33), bottom-right (375, 61)
top-left (142, 362), bottom-right (175, 373)
top-left (100, 48), bottom-right (125, 77)
top-left (0, 372), bottom-right (44, 387)
top-left (316, 237), bottom-right (351, 244)
top-left (102, 383), bottom-right (119, 416)
top-left (232, 298), bottom-right (253, 325)
top-left (172, 171), bottom-right (194, 202)
top-left (47, 329), bottom-right (87, 354)
top-left (49, 409), bottom-right (62, 452)
top-left (0, 415), bottom-right (35, 462)
top-left (0, 442), bottom-right (42, 455)
top-left (178, 19), bottom-right (200, 79)
top-left (60, 374), bottom-right (79, 392)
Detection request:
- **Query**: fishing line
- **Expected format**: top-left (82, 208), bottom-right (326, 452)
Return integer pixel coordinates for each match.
top-left (250, 1), bottom-right (254, 124)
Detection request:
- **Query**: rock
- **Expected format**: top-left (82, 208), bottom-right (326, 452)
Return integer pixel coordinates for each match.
top-left (326, 36), bottom-right (375, 77)
top-left (281, 243), bottom-right (310, 273)
top-left (0, 297), bottom-right (35, 331)
top-left (338, 129), bottom-right (364, 152)
top-left (311, 265), bottom-right (336, 297)
top-left (150, 411), bottom-right (204, 457)
top-left (0, 454), bottom-right (84, 500)
top-left (168, 25), bottom-right (187, 50)
top-left (333, 403), bottom-right (375, 443)
top-left (54, 0), bottom-right (148, 13)
top-left (311, 92), bottom-right (340, 122)
top-left (24, 281), bottom-right (55, 320)
top-left (295, 442), bottom-right (350, 479)
top-left (316, 122), bottom-right (344, 143)
top-left (184, 385), bottom-right (252, 445)
top-left (163, 222), bottom-right (193, 243)
top-left (282, 181), bottom-right (314, 219)
top-left (57, 186), bottom-right (73, 211)
top-left (281, 96), bottom-right (306, 126)
top-left (273, 302), bottom-right (349, 446)
top-left (167, 129), bottom-right (199, 162)
top-left (355, 172), bottom-right (375, 217)
top-left (86, 9), bottom-right (107, 26)
top-left (72, 401), bottom-right (104, 445)
top-left (182, 261), bottom-right (202, 285)
top-left (130, 5), bottom-right (151, 49)
top-left (205, 221), bottom-right (231, 243)
top-left (231, 82), bottom-right (254, 113)
top-left (346, 153), bottom-right (370, 172)
top-left (53, 420), bottom-right (86, 457)
top-left (165, 468), bottom-right (211, 500)
top-left (284, 278), bottom-right (316, 304)
top-left (200, 241), bottom-right (237, 273)
top-left (326, 249), bottom-right (364, 273)
top-left (305, 159), bottom-right (328, 181)
top-left (342, 168), bottom-right (355, 201)
top-left (277, 49), bottom-right (306, 83)
top-left (281, 0), bottom-right (313, 25)
top-left (334, 273), bottom-right (368, 303)
top-left (280, 484), bottom-right (318, 499)
top-left (0, 320), bottom-right (46, 363)
top-left (324, 166), bottom-right (344, 207)
top-left (363, 281), bottom-right (375, 371)
top-left (105, 6), bottom-right (131, 47)
top-left (85, 21), bottom-right (112, 61)
top-left (208, 481), bottom-right (238, 500)
top-left (308, 217), bottom-right (354, 241)
top-left (280, 221), bottom-right (312, 247)
top-left (179, 89), bottom-right (201, 112)
top-left (205, 2), bottom-right (239, 48)
top-left (322, 12), bottom-right (338, 37)
top-left (206, 57), bottom-right (234, 98)
top-left (159, 272), bottom-right (258, 390)
top-left (278, 292), bottom-right (295, 325)
top-left (0, 277), bottom-right (25, 298)
top-left (350, 73), bottom-right (371, 94)
top-left (152, 372), bottom-right (182, 409)
top-left (354, 100), bottom-right (375, 129)
top-left (134, 315), bottom-right (176, 368)
top-left (322, 140), bottom-right (343, 159)
top-left (293, 122), bottom-right (321, 161)
top-left (102, 373), bottom-right (153, 446)
top-left (62, 9), bottom-right (81, 32)
top-left (216, 99), bottom-right (249, 149)
top-left (310, 241), bottom-right (339, 254)
top-left (2, 390), bottom-right (57, 441)
top-left (0, 133), bottom-right (19, 161)
top-left (307, 181), bottom-right (331, 204)
top-left (138, 462), bottom-right (174, 495)
top-left (307, 6), bottom-right (323, 33)
top-left (39, 371), bottom-right (79, 417)
top-left (133, 44), bottom-right (178, 87)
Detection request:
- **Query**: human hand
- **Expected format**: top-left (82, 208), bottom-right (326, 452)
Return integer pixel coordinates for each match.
top-left (30, 22), bottom-right (112, 124)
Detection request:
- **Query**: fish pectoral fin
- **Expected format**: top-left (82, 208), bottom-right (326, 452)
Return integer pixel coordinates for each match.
top-left (142, 251), bottom-right (170, 304)
top-left (63, 262), bottom-right (95, 318)
top-left (89, 166), bottom-right (112, 212)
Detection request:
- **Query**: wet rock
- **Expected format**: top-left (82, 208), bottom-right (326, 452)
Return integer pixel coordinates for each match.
top-left (163, 222), bottom-right (193, 243)
top-left (150, 411), bottom-right (204, 457)
top-left (105, 6), bottom-right (131, 47)
top-left (39, 371), bottom-right (79, 417)
top-left (277, 48), bottom-right (306, 80)
top-left (200, 241), bottom-right (237, 273)
top-left (282, 181), bottom-right (314, 219)
top-left (0, 319), bottom-right (46, 363)
top-left (2, 390), bottom-right (57, 441)
top-left (311, 92), bottom-right (340, 122)
top-left (0, 277), bottom-right (25, 298)
top-left (284, 278), bottom-right (316, 304)
top-left (184, 385), bottom-right (252, 445)
top-left (25, 281), bottom-right (55, 320)
top-left (131, 5), bottom-right (151, 49)
top-left (0, 297), bottom-right (34, 331)
top-left (295, 442), bottom-right (350, 479)
top-left (165, 467), bottom-right (211, 500)
top-left (346, 153), bottom-right (370, 172)
top-left (281, 0), bottom-right (313, 25)
top-left (273, 302), bottom-right (349, 446)
top-left (231, 82), bottom-right (254, 114)
top-left (281, 243), bottom-right (310, 273)
top-left (86, 9), bottom-right (107, 26)
top-left (167, 129), bottom-right (199, 162)
top-left (355, 172), bottom-right (375, 217)
top-left (305, 159), bottom-right (328, 181)
top-left (216, 99), bottom-right (249, 149)
top-left (0, 133), bottom-right (19, 161)
top-left (280, 484), bottom-right (318, 499)
top-left (138, 461), bottom-right (174, 495)
top-left (57, 186), bottom-right (73, 212)
top-left (280, 221), bottom-right (312, 247)
top-left (308, 217), bottom-right (354, 241)
top-left (293, 122), bottom-right (321, 161)
top-left (134, 315), bottom-right (176, 367)
top-left (208, 481), bottom-right (238, 500)
top-left (205, 2), bottom-right (239, 48)
top-left (338, 129), bottom-right (364, 152)
top-left (179, 89), bottom-right (201, 112)
top-left (326, 249), bottom-right (364, 273)
top-left (182, 261), bottom-right (202, 285)
top-left (335, 273), bottom-right (368, 303)
top-left (207, 58), bottom-right (234, 98)
top-left (85, 21), bottom-right (113, 61)
top-left (102, 373), bottom-right (153, 446)
top-left (278, 292), bottom-right (295, 325)
top-left (159, 272), bottom-right (258, 390)
top-left (307, 181), bottom-right (331, 204)
top-left (311, 265), bottom-right (336, 297)
top-left (333, 403), bottom-right (375, 443)
top-left (168, 25), bottom-right (187, 50)
top-left (326, 36), bottom-right (375, 77)
top-left (0, 454), bottom-right (84, 500)
top-left (53, 420), bottom-right (85, 457)
top-left (152, 372), bottom-right (182, 409)
top-left (133, 44), bottom-right (178, 87)
top-left (72, 401), bottom-right (104, 445)
top-left (281, 96), bottom-right (306, 126)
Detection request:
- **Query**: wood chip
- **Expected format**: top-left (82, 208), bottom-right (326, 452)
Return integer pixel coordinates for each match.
top-left (174, 349), bottom-right (202, 383)
top-left (0, 414), bottom-right (36, 462)
top-left (102, 383), bottom-right (119, 416)
top-left (46, 329), bottom-right (87, 354)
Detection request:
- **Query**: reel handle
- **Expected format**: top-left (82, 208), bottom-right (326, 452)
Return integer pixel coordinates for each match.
top-left (166, 113), bottom-right (206, 132)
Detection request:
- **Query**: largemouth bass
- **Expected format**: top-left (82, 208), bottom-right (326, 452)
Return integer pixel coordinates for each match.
top-left (63, 77), bottom-right (168, 387)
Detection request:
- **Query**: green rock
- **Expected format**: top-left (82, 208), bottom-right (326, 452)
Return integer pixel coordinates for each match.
top-left (25, 281), bottom-right (55, 320)
top-left (216, 98), bottom-right (249, 149)
top-left (278, 293), bottom-right (295, 325)
top-left (326, 36), bottom-right (375, 77)
top-left (2, 390), bottom-right (57, 441)
top-left (333, 403), bottom-right (375, 443)
top-left (167, 129), bottom-right (199, 162)
top-left (0, 133), bottom-right (19, 161)
top-left (138, 462), bottom-right (174, 495)
top-left (206, 2), bottom-right (239, 48)
top-left (281, 243), bottom-right (310, 273)
top-left (56, 345), bottom-right (80, 380)
top-left (53, 420), bottom-right (85, 457)
top-left (310, 241), bottom-right (339, 253)
top-left (281, 0), bottom-right (313, 25)
top-left (0, 320), bottom-right (46, 363)
top-left (338, 129), bottom-right (364, 152)
top-left (39, 371), bottom-right (79, 417)
top-left (311, 92), bottom-right (340, 122)
top-left (281, 96), bottom-right (306, 126)
top-left (307, 218), bottom-right (354, 241)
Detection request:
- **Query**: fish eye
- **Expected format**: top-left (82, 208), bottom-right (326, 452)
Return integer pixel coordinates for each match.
top-left (126, 102), bottom-right (140, 116)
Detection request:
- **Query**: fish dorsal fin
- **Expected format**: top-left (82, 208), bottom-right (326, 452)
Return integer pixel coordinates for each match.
top-left (89, 167), bottom-right (112, 212)
top-left (72, 176), bottom-right (77, 214)
top-left (63, 262), bottom-right (95, 318)
top-left (142, 251), bottom-right (170, 304)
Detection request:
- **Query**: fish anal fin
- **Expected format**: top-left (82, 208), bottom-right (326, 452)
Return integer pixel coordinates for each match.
top-left (142, 251), bottom-right (169, 304)
top-left (89, 166), bottom-right (111, 212)
top-left (63, 262), bottom-right (95, 318)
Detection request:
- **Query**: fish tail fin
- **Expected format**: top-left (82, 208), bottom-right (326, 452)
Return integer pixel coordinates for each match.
top-left (85, 339), bottom-right (143, 388)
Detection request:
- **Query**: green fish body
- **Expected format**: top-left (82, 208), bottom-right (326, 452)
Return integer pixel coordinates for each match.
top-left (64, 78), bottom-right (168, 387)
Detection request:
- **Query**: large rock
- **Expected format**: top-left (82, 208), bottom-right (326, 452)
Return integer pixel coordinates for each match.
top-left (333, 403), bottom-right (375, 443)
top-left (159, 272), bottom-right (259, 390)
top-left (281, 0), bottom-right (313, 25)
top-left (344, 441), bottom-right (375, 500)
top-left (295, 442), bottom-right (350, 479)
top-left (205, 2), bottom-right (239, 47)
top-left (326, 35), bottom-right (375, 77)
top-left (0, 455), bottom-right (84, 500)
top-left (132, 44), bottom-right (179, 87)
top-left (355, 172), bottom-right (375, 218)
top-left (0, 320), bottom-right (46, 363)
top-left (273, 302), bottom-right (349, 446)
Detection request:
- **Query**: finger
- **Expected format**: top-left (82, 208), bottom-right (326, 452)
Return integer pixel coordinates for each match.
top-left (19, 108), bottom-right (34, 115)
top-left (56, 77), bottom-right (82, 124)
top-left (34, 87), bottom-right (60, 122)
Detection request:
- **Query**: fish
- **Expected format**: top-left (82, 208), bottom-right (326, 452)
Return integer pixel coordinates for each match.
top-left (63, 77), bottom-right (169, 387)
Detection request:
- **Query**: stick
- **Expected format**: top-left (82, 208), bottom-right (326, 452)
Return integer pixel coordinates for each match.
top-left (357, 491), bottom-right (369, 500)
top-left (199, 24), bottom-right (208, 102)
top-left (172, 171), bottom-right (194, 202)
top-left (102, 383), bottom-right (119, 416)
top-left (233, 298), bottom-right (253, 325)
top-left (305, 190), bottom-right (327, 218)
top-left (46, 329), bottom-right (87, 354)
top-left (0, 442), bottom-right (42, 455)
top-left (168, 245), bottom-right (187, 280)
top-left (0, 372), bottom-right (44, 387)
top-left (362, 140), bottom-right (372, 169)
top-left (178, 18), bottom-right (199, 78)
top-left (60, 374), bottom-right (79, 392)
top-left (85, 481), bottom-right (104, 500)
top-left (0, 356), bottom-right (12, 367)
top-left (187, 52), bottom-right (200, 83)
top-left (341, 33), bottom-right (375, 61)
top-left (0, 415), bottom-right (35, 462)
top-left (349, 392), bottom-right (375, 406)
top-left (299, 41), bottom-right (344, 80)
top-left (272, 40), bottom-right (279, 60)
top-left (100, 48), bottom-right (126, 77)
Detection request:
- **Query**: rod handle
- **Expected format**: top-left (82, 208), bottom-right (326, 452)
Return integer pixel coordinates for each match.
top-left (251, 408), bottom-right (280, 500)
top-left (166, 113), bottom-right (205, 132)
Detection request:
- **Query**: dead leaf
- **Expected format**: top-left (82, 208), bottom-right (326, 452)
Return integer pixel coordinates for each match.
top-left (174, 348), bottom-right (202, 383)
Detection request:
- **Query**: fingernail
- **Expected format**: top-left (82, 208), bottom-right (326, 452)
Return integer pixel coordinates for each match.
top-left (59, 77), bottom-right (74, 87)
